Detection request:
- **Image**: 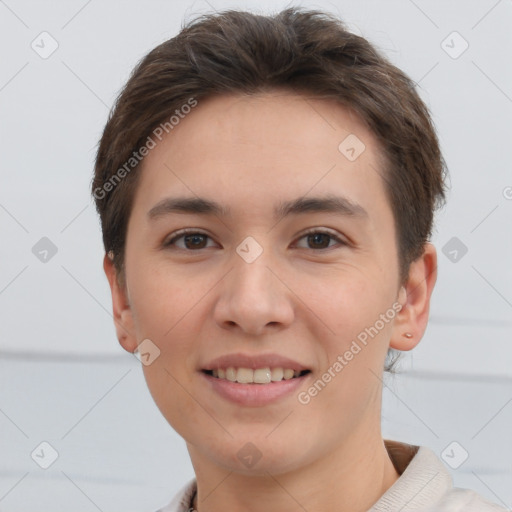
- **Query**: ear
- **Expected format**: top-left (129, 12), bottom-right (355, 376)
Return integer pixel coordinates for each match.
top-left (390, 242), bottom-right (437, 351)
top-left (103, 254), bottom-right (138, 353)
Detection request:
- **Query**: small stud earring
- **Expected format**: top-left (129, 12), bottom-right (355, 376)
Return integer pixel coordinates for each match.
top-left (403, 332), bottom-right (413, 339)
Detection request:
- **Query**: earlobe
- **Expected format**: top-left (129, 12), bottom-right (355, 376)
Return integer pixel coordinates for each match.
top-left (103, 254), bottom-right (138, 353)
top-left (389, 243), bottom-right (437, 351)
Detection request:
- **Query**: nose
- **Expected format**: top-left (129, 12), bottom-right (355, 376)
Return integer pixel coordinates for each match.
top-left (213, 243), bottom-right (295, 336)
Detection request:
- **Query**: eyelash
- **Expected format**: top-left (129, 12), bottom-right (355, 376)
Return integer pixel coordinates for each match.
top-left (164, 228), bottom-right (347, 251)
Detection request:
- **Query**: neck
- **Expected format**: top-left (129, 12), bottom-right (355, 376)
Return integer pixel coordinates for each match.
top-left (188, 428), bottom-right (400, 512)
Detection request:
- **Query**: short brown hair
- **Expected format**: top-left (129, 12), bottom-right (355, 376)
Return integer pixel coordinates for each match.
top-left (92, 8), bottom-right (447, 368)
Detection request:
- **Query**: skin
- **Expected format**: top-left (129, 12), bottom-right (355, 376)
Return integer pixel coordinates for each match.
top-left (104, 91), bottom-right (437, 512)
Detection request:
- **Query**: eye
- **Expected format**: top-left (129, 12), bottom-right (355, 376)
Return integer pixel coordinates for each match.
top-left (164, 229), bottom-right (216, 250)
top-left (294, 229), bottom-right (347, 250)
top-left (163, 228), bottom-right (347, 251)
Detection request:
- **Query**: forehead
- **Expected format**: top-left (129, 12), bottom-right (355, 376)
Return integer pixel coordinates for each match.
top-left (132, 91), bottom-right (392, 226)
top-left (147, 91), bottom-right (382, 165)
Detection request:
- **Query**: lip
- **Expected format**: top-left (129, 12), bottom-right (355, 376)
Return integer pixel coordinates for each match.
top-left (199, 352), bottom-right (312, 407)
top-left (200, 370), bottom-right (311, 407)
top-left (201, 352), bottom-right (310, 372)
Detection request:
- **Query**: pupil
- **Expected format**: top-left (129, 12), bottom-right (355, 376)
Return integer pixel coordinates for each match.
top-left (185, 234), bottom-right (206, 249)
top-left (309, 233), bottom-right (329, 249)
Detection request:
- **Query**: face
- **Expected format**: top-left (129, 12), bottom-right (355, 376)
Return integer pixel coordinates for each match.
top-left (107, 91), bottom-right (434, 476)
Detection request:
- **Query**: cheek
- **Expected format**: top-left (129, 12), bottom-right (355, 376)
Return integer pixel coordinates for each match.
top-left (295, 267), bottom-right (395, 404)
top-left (141, 362), bottom-right (205, 441)
top-left (296, 266), bottom-right (393, 342)
top-left (126, 262), bottom-right (211, 427)
top-left (127, 258), bottom-right (197, 339)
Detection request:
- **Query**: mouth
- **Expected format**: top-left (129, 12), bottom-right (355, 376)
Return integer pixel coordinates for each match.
top-left (202, 367), bottom-right (311, 384)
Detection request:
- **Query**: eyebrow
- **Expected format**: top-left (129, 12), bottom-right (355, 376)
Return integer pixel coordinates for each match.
top-left (147, 195), bottom-right (368, 221)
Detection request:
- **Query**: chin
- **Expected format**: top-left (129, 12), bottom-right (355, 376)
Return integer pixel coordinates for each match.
top-left (201, 436), bottom-right (312, 476)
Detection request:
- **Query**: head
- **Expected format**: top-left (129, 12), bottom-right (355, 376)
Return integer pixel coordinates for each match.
top-left (93, 8), bottom-right (446, 475)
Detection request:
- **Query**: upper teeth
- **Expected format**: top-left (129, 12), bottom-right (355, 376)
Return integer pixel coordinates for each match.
top-left (211, 367), bottom-right (302, 384)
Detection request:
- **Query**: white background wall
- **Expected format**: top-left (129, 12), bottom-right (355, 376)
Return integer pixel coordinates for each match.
top-left (0, 0), bottom-right (511, 510)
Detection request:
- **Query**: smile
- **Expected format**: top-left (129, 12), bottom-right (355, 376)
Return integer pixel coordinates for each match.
top-left (203, 367), bottom-right (311, 384)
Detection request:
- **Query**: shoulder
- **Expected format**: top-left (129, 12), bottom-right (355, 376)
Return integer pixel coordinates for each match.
top-left (373, 441), bottom-right (508, 511)
top-left (424, 487), bottom-right (508, 511)
top-left (155, 479), bottom-right (196, 512)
